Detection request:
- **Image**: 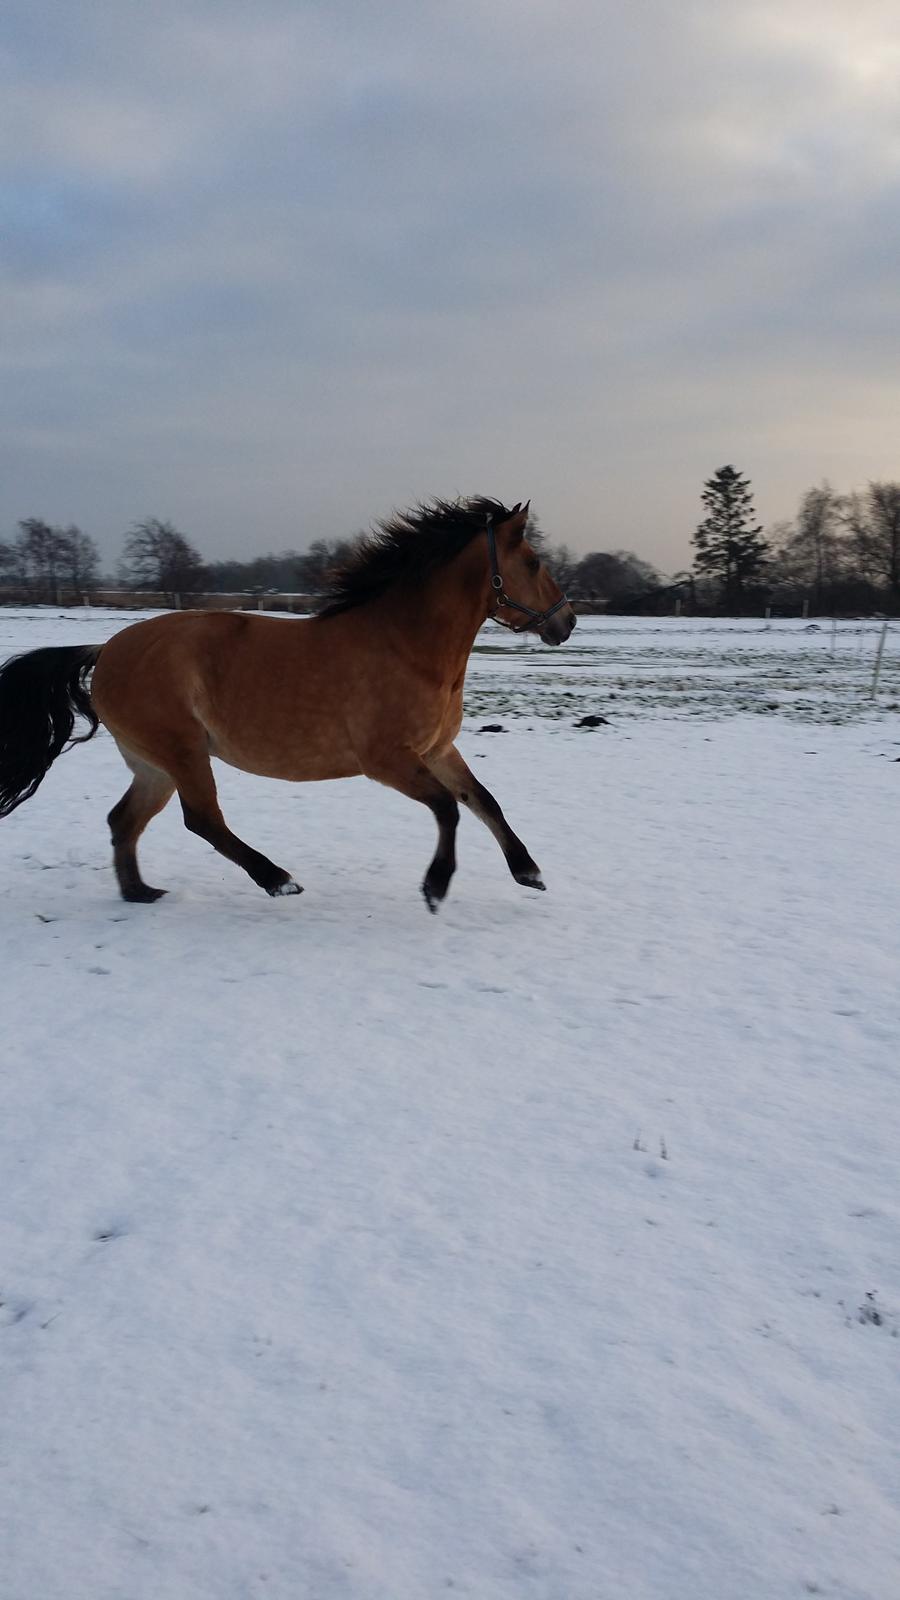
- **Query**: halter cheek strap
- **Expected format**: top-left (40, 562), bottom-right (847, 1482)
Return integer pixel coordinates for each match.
top-left (485, 515), bottom-right (569, 633)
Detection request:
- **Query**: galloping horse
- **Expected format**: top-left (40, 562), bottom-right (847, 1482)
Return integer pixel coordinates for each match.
top-left (0, 498), bottom-right (575, 911)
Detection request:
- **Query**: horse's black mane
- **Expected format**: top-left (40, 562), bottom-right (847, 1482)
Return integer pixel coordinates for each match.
top-left (316, 497), bottom-right (514, 618)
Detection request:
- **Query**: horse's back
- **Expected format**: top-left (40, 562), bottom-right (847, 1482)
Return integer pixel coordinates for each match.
top-left (91, 610), bottom-right (362, 780)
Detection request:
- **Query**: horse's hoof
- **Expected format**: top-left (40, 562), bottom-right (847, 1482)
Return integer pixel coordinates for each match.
top-left (514, 868), bottom-right (546, 891)
top-left (122, 884), bottom-right (168, 903)
top-left (269, 878), bottom-right (303, 897)
top-left (422, 885), bottom-right (440, 914)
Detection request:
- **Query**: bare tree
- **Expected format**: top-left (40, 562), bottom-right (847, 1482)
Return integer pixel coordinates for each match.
top-left (15, 518), bottom-right (73, 601)
top-left (58, 525), bottom-right (100, 601)
top-left (771, 484), bottom-right (845, 607)
top-left (0, 539), bottom-right (17, 582)
top-left (522, 512), bottom-right (580, 589)
top-left (572, 549), bottom-right (660, 602)
top-left (543, 541), bottom-right (580, 589)
top-left (295, 537), bottom-right (357, 592)
top-left (121, 518), bottom-right (206, 605)
top-left (841, 482), bottom-right (900, 598)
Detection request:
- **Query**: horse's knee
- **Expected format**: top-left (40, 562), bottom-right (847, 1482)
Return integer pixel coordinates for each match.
top-left (180, 800), bottom-right (218, 843)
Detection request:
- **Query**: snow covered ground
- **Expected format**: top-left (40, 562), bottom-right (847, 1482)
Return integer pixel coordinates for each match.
top-left (2, 607), bottom-right (899, 1600)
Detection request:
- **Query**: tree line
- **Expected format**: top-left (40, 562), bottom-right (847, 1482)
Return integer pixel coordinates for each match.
top-left (688, 468), bottom-right (900, 614)
top-left (0, 511), bottom-right (662, 608)
top-left (2, 475), bottom-right (899, 613)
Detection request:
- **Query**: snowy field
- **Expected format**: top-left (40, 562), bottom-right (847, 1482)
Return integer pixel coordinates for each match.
top-left (2, 606), bottom-right (900, 1600)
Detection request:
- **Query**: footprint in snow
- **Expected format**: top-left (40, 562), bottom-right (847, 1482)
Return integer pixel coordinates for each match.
top-left (92, 1219), bottom-right (129, 1243)
top-left (0, 1297), bottom-right (31, 1327)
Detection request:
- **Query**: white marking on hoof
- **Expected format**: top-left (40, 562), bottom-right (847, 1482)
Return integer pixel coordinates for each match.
top-left (516, 869), bottom-right (546, 891)
top-left (273, 878), bottom-right (303, 896)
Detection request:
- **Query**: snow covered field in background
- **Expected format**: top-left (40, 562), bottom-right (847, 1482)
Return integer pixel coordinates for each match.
top-left (2, 607), bottom-right (899, 1600)
top-left (467, 613), bottom-right (900, 724)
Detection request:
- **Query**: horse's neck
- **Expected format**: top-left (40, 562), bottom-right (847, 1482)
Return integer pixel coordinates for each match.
top-left (380, 552), bottom-right (488, 677)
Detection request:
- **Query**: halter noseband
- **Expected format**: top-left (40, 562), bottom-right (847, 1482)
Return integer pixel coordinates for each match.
top-left (485, 515), bottom-right (569, 633)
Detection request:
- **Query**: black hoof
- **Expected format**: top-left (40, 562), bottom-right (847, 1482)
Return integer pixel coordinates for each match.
top-left (513, 867), bottom-right (546, 891)
top-left (121, 884), bottom-right (168, 903)
top-left (422, 884), bottom-right (440, 914)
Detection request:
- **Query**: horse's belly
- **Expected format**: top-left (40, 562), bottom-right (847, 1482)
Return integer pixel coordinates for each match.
top-left (207, 723), bottom-right (361, 782)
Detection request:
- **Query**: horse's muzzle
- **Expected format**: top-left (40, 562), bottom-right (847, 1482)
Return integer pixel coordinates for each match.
top-left (539, 605), bottom-right (577, 647)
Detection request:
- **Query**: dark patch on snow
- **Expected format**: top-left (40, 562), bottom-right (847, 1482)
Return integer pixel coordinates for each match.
top-left (93, 1222), bottom-right (128, 1243)
top-left (858, 1291), bottom-right (883, 1326)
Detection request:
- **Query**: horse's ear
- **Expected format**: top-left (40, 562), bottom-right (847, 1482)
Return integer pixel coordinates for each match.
top-left (510, 502), bottom-right (522, 515)
top-left (507, 508), bottom-right (528, 543)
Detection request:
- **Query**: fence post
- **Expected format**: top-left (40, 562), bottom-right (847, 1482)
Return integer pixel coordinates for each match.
top-left (871, 620), bottom-right (889, 700)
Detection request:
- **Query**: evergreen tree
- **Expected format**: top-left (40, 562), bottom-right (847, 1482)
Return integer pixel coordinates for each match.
top-left (692, 465), bottom-right (769, 607)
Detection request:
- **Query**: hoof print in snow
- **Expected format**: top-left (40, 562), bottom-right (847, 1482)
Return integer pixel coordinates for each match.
top-left (858, 1292), bottom-right (884, 1327)
top-left (478, 724), bottom-right (507, 733)
top-left (575, 714), bottom-right (610, 728)
top-left (93, 1223), bottom-right (128, 1243)
top-left (0, 1297), bottom-right (31, 1327)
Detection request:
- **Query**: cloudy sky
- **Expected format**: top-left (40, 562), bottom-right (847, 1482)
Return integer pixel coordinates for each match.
top-left (2, 0), bottom-right (898, 571)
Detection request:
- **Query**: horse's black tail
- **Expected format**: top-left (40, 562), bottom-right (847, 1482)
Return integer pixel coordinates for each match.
top-left (0, 644), bottom-right (103, 818)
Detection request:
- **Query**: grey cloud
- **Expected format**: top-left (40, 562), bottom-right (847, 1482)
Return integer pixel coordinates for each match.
top-left (1, 0), bottom-right (898, 569)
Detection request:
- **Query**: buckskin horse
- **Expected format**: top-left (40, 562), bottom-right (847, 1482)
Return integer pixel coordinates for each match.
top-left (0, 498), bottom-right (575, 911)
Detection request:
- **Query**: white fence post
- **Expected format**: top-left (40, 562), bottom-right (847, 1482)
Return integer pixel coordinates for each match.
top-left (871, 621), bottom-right (889, 700)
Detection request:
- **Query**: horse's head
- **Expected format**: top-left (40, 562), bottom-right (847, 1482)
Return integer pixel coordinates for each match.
top-left (488, 505), bottom-right (577, 646)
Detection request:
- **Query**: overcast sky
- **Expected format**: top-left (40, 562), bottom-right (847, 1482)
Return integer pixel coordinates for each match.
top-left (2, 0), bottom-right (898, 571)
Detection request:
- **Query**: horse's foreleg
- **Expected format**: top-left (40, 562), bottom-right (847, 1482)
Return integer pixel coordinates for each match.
top-left (172, 751), bottom-right (302, 898)
top-left (364, 754), bottom-right (459, 912)
top-left (424, 746), bottom-right (545, 891)
top-left (108, 750), bottom-right (175, 902)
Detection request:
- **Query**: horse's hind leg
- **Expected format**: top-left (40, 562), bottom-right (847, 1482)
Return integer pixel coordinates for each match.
top-left (172, 749), bottom-right (301, 898)
top-left (108, 751), bottom-right (175, 902)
